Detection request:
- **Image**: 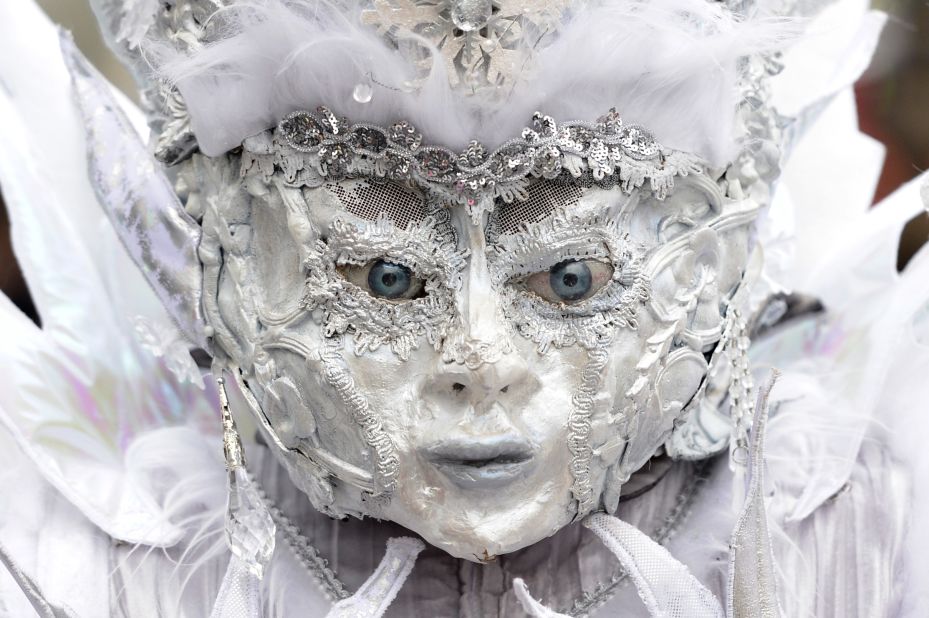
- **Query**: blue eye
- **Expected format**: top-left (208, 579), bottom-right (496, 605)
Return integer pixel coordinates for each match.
top-left (338, 258), bottom-right (426, 301)
top-left (549, 260), bottom-right (592, 301)
top-left (367, 260), bottom-right (414, 299)
top-left (524, 258), bottom-right (613, 304)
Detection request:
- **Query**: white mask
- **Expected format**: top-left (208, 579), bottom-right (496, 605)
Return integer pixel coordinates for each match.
top-left (193, 114), bottom-right (762, 559)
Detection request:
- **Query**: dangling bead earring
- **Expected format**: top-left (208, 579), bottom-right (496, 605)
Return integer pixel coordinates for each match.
top-left (209, 366), bottom-right (278, 616)
top-left (725, 308), bottom-right (754, 511)
top-left (215, 366), bottom-right (276, 577)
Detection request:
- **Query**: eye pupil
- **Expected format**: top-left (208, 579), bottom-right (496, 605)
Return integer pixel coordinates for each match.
top-left (550, 260), bottom-right (592, 301)
top-left (368, 260), bottom-right (412, 299)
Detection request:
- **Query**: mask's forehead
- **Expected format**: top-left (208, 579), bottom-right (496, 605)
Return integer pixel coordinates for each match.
top-left (304, 170), bottom-right (725, 256)
top-left (494, 180), bottom-right (586, 235)
top-left (317, 175), bottom-right (626, 240)
top-left (322, 177), bottom-right (430, 229)
top-left (491, 178), bottom-right (667, 238)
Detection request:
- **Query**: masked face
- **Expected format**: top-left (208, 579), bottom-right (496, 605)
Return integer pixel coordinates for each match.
top-left (197, 130), bottom-right (759, 561)
top-left (77, 0), bottom-right (783, 563)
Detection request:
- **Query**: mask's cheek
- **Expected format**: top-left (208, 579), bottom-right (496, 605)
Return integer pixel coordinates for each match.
top-left (264, 342), bottom-right (376, 470)
top-left (335, 343), bottom-right (429, 455)
top-left (581, 326), bottom-right (646, 507)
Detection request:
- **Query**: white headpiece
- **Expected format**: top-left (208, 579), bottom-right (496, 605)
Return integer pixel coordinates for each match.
top-left (92, 0), bottom-right (789, 170)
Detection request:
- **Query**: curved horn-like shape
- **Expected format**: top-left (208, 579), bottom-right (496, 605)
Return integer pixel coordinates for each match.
top-left (60, 32), bottom-right (209, 350)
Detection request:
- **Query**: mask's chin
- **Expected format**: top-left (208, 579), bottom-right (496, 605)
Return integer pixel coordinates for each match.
top-left (375, 473), bottom-right (581, 562)
top-left (403, 516), bottom-right (575, 562)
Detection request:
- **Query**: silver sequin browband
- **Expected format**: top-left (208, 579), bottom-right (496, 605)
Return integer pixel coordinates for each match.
top-left (242, 106), bottom-right (706, 221)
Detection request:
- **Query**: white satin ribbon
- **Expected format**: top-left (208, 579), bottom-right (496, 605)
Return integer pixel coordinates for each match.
top-left (325, 537), bottom-right (425, 618)
top-left (514, 514), bottom-right (723, 618)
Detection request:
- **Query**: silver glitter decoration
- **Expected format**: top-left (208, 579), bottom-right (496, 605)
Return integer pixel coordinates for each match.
top-left (450, 0), bottom-right (493, 32)
top-left (352, 82), bottom-right (374, 104)
top-left (252, 107), bottom-right (704, 216)
top-left (362, 0), bottom-right (572, 92)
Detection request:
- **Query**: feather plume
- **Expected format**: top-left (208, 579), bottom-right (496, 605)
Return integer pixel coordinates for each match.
top-left (151, 0), bottom-right (795, 165)
top-left (117, 427), bottom-right (228, 614)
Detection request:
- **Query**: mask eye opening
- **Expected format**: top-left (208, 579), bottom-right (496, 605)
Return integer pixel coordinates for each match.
top-left (337, 258), bottom-right (427, 302)
top-left (522, 258), bottom-right (614, 305)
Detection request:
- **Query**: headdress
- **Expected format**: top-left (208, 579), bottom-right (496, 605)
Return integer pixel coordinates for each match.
top-left (91, 0), bottom-right (791, 192)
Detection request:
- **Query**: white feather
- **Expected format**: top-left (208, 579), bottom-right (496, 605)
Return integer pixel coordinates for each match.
top-left (151, 0), bottom-right (795, 165)
top-left (118, 427), bottom-right (228, 614)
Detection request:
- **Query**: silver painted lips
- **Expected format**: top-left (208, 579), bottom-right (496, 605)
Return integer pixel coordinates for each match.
top-left (422, 435), bottom-right (536, 489)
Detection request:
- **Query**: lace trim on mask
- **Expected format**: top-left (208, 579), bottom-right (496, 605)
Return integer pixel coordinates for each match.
top-left (240, 107), bottom-right (705, 220)
top-left (569, 338), bottom-right (614, 515)
top-left (320, 335), bottom-right (400, 498)
top-left (261, 486), bottom-right (351, 602)
top-left (489, 209), bottom-right (650, 353)
top-left (301, 213), bottom-right (468, 360)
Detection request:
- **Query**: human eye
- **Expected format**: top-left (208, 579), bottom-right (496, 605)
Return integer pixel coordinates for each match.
top-left (338, 259), bottom-right (426, 301)
top-left (522, 258), bottom-right (614, 305)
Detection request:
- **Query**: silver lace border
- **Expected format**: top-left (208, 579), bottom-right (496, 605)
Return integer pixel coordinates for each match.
top-left (253, 107), bottom-right (705, 204)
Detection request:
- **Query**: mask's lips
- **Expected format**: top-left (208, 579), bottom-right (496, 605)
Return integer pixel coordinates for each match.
top-left (422, 435), bottom-right (537, 489)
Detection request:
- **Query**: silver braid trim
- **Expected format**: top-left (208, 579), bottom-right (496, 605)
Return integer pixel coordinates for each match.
top-left (568, 338), bottom-right (613, 516)
top-left (321, 336), bottom-right (400, 497)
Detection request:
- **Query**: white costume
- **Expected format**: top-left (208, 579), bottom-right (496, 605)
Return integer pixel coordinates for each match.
top-left (1, 0), bottom-right (928, 616)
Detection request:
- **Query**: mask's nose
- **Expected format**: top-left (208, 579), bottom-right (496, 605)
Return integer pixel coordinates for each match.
top-left (436, 347), bottom-right (531, 410)
top-left (431, 215), bottom-right (533, 414)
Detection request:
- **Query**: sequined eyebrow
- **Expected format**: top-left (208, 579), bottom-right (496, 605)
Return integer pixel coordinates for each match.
top-left (240, 108), bottom-right (706, 226)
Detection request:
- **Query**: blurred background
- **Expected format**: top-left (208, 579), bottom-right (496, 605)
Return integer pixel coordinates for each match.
top-left (2, 0), bottom-right (928, 322)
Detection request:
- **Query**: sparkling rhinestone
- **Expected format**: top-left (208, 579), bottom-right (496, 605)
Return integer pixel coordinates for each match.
top-left (352, 83), bottom-right (374, 104)
top-left (451, 0), bottom-right (493, 32)
top-left (226, 468), bottom-right (275, 578)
